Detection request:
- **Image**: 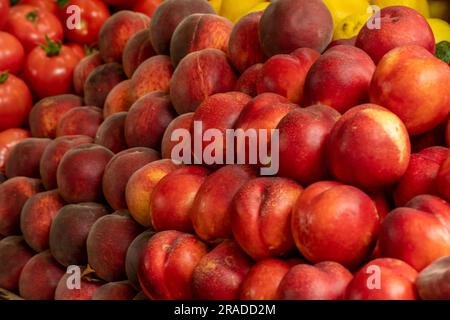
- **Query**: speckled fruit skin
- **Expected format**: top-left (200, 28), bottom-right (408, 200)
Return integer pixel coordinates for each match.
top-left (235, 63), bottom-right (262, 97)
top-left (138, 230), bottom-right (208, 300)
top-left (161, 113), bottom-right (194, 160)
top-left (170, 13), bottom-right (233, 67)
top-left (95, 112), bottom-right (128, 154)
top-left (170, 48), bottom-right (238, 115)
top-left (277, 261), bottom-right (353, 300)
top-left (231, 177), bottom-right (302, 261)
top-left (346, 258), bottom-right (418, 300)
top-left (122, 29), bottom-right (156, 78)
top-left (56, 107), bottom-right (103, 139)
top-left (304, 45), bottom-right (375, 113)
top-left (327, 104), bottom-right (411, 190)
top-left (228, 11), bottom-right (265, 74)
top-left (379, 195), bottom-right (450, 271)
top-left (54, 269), bottom-right (103, 300)
top-left (356, 6), bottom-right (435, 64)
top-left (103, 80), bottom-right (132, 118)
top-left (191, 165), bottom-right (257, 243)
top-left (5, 138), bottom-right (50, 179)
top-left (259, 0), bottom-right (333, 57)
top-left (277, 104), bottom-right (341, 186)
top-left (292, 181), bottom-right (380, 269)
top-left (92, 281), bottom-right (137, 300)
top-left (192, 240), bottom-right (253, 300)
top-left (370, 45), bottom-right (450, 136)
top-left (240, 259), bottom-right (292, 300)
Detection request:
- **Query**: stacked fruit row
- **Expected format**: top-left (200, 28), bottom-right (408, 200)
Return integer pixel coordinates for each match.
top-left (0, 0), bottom-right (450, 301)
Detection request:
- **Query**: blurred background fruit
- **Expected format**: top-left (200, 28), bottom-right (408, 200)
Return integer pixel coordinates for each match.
top-left (370, 0), bottom-right (430, 17)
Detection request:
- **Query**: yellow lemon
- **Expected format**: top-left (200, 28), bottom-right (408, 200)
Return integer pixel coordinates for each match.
top-left (429, 0), bottom-right (450, 21)
top-left (323, 0), bottom-right (371, 27)
top-left (427, 18), bottom-right (450, 43)
top-left (220, 0), bottom-right (266, 23)
top-left (247, 2), bottom-right (270, 14)
top-left (369, 0), bottom-right (430, 17)
top-left (334, 12), bottom-right (372, 40)
top-left (208, 0), bottom-right (223, 13)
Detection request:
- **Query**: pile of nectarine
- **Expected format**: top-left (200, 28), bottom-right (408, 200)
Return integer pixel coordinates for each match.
top-left (1, 0), bottom-right (450, 301)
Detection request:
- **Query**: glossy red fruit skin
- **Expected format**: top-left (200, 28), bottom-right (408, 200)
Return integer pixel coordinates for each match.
top-left (0, 0), bottom-right (9, 30)
top-left (4, 5), bottom-right (63, 53)
top-left (0, 128), bottom-right (31, 173)
top-left (0, 31), bottom-right (25, 75)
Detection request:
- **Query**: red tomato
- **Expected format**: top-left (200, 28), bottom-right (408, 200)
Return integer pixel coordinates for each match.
top-left (24, 38), bottom-right (81, 99)
top-left (0, 128), bottom-right (31, 172)
top-left (66, 43), bottom-right (85, 60)
top-left (4, 5), bottom-right (64, 52)
top-left (16, 0), bottom-right (59, 15)
top-left (133, 0), bottom-right (163, 17)
top-left (0, 31), bottom-right (25, 75)
top-left (0, 71), bottom-right (33, 130)
top-left (59, 0), bottom-right (110, 45)
top-left (0, 0), bottom-right (9, 30)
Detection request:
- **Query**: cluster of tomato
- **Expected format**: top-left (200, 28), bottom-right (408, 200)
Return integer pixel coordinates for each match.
top-left (0, 0), bottom-right (160, 173)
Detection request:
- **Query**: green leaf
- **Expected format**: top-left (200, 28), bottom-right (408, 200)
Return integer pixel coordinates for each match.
top-left (436, 41), bottom-right (450, 64)
top-left (56, 0), bottom-right (71, 8)
top-left (0, 71), bottom-right (9, 85)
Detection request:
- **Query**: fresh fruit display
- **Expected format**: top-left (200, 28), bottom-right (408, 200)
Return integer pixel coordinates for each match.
top-left (0, 0), bottom-right (450, 304)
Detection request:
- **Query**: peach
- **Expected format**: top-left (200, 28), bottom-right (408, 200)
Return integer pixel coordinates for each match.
top-left (122, 28), bottom-right (156, 78)
top-left (20, 190), bottom-right (65, 252)
top-left (171, 13), bottom-right (232, 67)
top-left (57, 144), bottom-right (113, 203)
top-left (98, 11), bottom-right (150, 63)
top-left (56, 106), bottom-right (103, 138)
top-left (234, 93), bottom-right (296, 165)
top-left (393, 147), bottom-right (448, 206)
top-left (129, 55), bottom-right (174, 102)
top-left (18, 251), bottom-right (65, 300)
top-left (326, 37), bottom-right (357, 50)
top-left (240, 259), bottom-right (291, 300)
top-left (94, 112), bottom-right (128, 154)
top-left (87, 212), bottom-right (144, 282)
top-left (235, 63), bottom-right (262, 97)
top-left (256, 49), bottom-right (320, 105)
top-left (151, 166), bottom-right (209, 232)
top-left (277, 262), bottom-right (353, 300)
top-left (190, 92), bottom-right (251, 165)
top-left (84, 63), bottom-right (127, 108)
top-left (231, 177), bottom-right (302, 260)
top-left (406, 195), bottom-right (450, 229)
top-left (29, 94), bottom-right (83, 138)
top-left (39, 135), bottom-right (93, 190)
top-left (346, 258), bottom-right (418, 300)
top-left (0, 128), bottom-right (31, 173)
top-left (125, 230), bottom-right (155, 290)
top-left (103, 80), bottom-right (133, 118)
top-left (356, 6), bottom-right (435, 64)
top-left (191, 165), bottom-right (257, 243)
top-left (49, 203), bottom-right (109, 267)
top-left (150, 0), bottom-right (215, 55)
top-left (170, 48), bottom-right (238, 114)
top-left (370, 45), bottom-right (450, 135)
top-left (0, 177), bottom-right (43, 236)
top-left (379, 205), bottom-right (450, 271)
top-left (437, 152), bottom-right (450, 202)
top-left (228, 11), bottom-right (265, 74)
top-left (54, 269), bottom-right (103, 300)
top-left (161, 113), bottom-right (194, 160)
top-left (73, 52), bottom-right (103, 96)
top-left (192, 240), bottom-right (253, 300)
top-left (102, 147), bottom-right (160, 210)
top-left (259, 0), bottom-right (333, 57)
top-left (0, 236), bottom-right (34, 293)
top-left (125, 159), bottom-right (181, 227)
top-left (125, 92), bottom-right (177, 149)
top-left (277, 104), bottom-right (341, 185)
top-left (138, 230), bottom-right (208, 300)
top-left (304, 45), bottom-right (375, 113)
top-left (292, 182), bottom-right (380, 269)
top-left (133, 291), bottom-right (149, 300)
top-left (370, 191), bottom-right (392, 222)
top-left (327, 104), bottom-right (411, 190)
top-left (5, 138), bottom-right (50, 178)
top-left (416, 256), bottom-right (450, 300)
top-left (92, 281), bottom-right (137, 300)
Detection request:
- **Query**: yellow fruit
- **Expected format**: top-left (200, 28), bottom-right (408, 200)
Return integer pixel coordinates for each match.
top-left (323, 0), bottom-right (371, 27)
top-left (334, 13), bottom-right (372, 40)
top-left (369, 0), bottom-right (430, 17)
top-left (429, 0), bottom-right (450, 21)
top-left (220, 0), bottom-right (266, 23)
top-left (427, 18), bottom-right (450, 43)
top-left (208, 0), bottom-right (223, 13)
top-left (247, 2), bottom-right (270, 14)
